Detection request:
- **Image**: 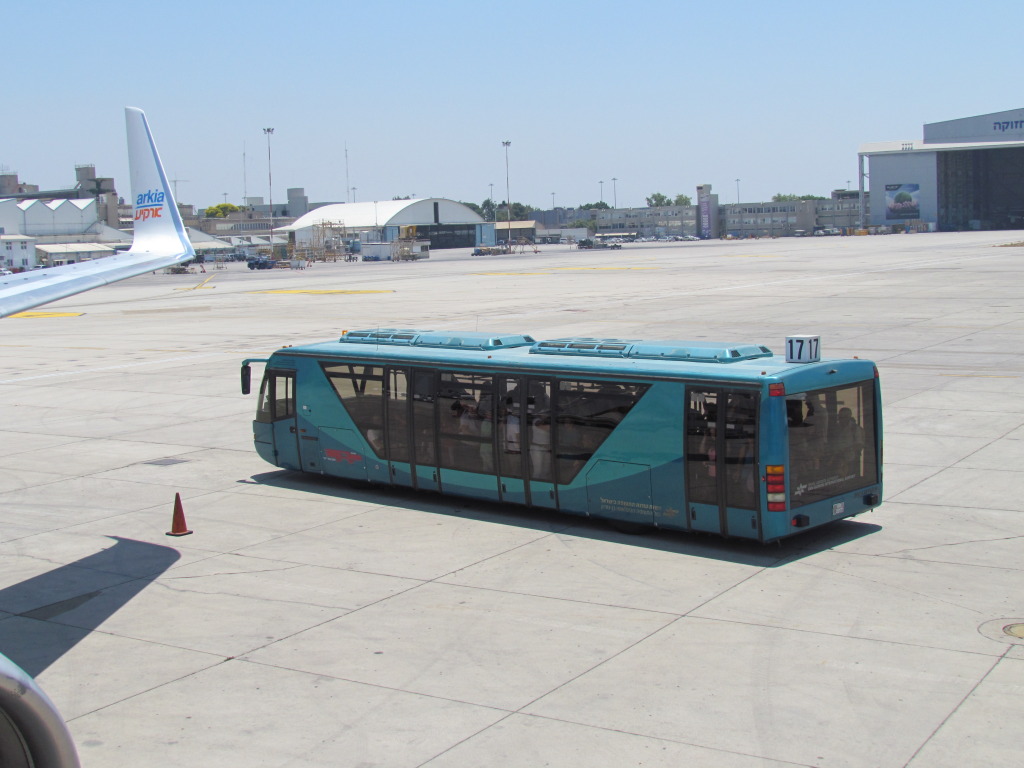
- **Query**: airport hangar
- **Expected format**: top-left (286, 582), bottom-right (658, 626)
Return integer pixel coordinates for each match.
top-left (859, 107), bottom-right (1024, 231)
top-left (281, 198), bottom-right (495, 250)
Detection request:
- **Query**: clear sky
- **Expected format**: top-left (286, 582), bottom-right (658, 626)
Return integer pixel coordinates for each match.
top-left (2, 0), bottom-right (1019, 212)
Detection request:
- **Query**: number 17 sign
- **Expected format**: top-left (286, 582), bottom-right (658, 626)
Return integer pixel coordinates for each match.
top-left (785, 335), bottom-right (820, 363)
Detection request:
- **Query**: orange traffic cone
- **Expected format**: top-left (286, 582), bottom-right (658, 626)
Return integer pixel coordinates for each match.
top-left (166, 493), bottom-right (193, 536)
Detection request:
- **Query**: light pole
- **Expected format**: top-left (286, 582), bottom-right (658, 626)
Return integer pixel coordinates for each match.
top-left (551, 192), bottom-right (555, 210)
top-left (599, 180), bottom-right (604, 203)
top-left (735, 178), bottom-right (740, 204)
top-left (612, 177), bottom-right (618, 208)
top-left (502, 141), bottom-right (511, 239)
top-left (263, 127), bottom-right (275, 244)
top-left (489, 183), bottom-right (494, 220)
top-left (351, 187), bottom-right (356, 202)
top-left (222, 192), bottom-right (228, 204)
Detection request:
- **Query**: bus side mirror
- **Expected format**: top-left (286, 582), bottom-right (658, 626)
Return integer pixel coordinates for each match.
top-left (241, 364), bottom-right (251, 395)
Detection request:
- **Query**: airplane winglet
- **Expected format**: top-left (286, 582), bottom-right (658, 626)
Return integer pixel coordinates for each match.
top-left (124, 106), bottom-right (194, 260)
top-left (0, 108), bottom-right (195, 318)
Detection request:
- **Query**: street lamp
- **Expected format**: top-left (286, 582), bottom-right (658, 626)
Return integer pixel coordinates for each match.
top-left (489, 183), bottom-right (494, 221)
top-left (612, 177), bottom-right (618, 209)
top-left (599, 180), bottom-right (604, 203)
top-left (263, 127), bottom-right (275, 244)
top-left (551, 192), bottom-right (555, 210)
top-left (735, 178), bottom-right (740, 204)
top-left (351, 187), bottom-right (356, 202)
top-left (502, 140), bottom-right (511, 238)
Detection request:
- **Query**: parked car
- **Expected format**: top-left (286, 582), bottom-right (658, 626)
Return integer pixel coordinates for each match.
top-left (0, 268), bottom-right (13, 276)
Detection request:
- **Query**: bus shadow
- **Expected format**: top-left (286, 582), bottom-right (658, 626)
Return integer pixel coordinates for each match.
top-left (0, 537), bottom-right (180, 677)
top-left (248, 471), bottom-right (880, 568)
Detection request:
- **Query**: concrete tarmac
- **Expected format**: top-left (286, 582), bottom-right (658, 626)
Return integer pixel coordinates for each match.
top-left (1, 232), bottom-right (1022, 767)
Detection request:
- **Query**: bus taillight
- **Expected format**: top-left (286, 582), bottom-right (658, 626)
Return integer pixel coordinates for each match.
top-left (766, 465), bottom-right (786, 511)
top-left (769, 383), bottom-right (786, 397)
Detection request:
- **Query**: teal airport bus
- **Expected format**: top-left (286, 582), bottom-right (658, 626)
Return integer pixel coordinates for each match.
top-left (241, 329), bottom-right (881, 543)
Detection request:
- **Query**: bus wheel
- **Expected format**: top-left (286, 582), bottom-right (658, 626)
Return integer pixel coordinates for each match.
top-left (609, 519), bottom-right (653, 535)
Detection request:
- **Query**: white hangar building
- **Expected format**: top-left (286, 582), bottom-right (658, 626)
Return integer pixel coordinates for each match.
top-left (282, 198), bottom-right (494, 250)
top-left (859, 107), bottom-right (1024, 231)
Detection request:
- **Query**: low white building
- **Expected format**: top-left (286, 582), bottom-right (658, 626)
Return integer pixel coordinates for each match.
top-left (1, 234), bottom-right (36, 269)
top-left (36, 243), bottom-right (117, 267)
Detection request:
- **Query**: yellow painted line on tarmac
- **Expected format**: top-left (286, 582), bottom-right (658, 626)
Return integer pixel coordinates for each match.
top-left (250, 289), bottom-right (396, 294)
top-left (551, 266), bottom-right (661, 271)
top-left (473, 272), bottom-right (551, 276)
top-left (8, 311), bottom-right (84, 318)
top-left (175, 275), bottom-right (217, 291)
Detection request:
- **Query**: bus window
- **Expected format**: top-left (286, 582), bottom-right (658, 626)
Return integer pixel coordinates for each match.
top-left (256, 371), bottom-right (295, 423)
top-left (556, 380), bottom-right (649, 483)
top-left (437, 372), bottom-right (495, 474)
top-left (787, 380), bottom-right (878, 507)
top-left (411, 370), bottom-right (436, 467)
top-left (498, 377), bottom-right (525, 480)
top-left (385, 368), bottom-right (410, 463)
top-left (321, 363), bottom-right (385, 455)
top-left (527, 380), bottom-right (553, 482)
top-left (686, 391), bottom-right (717, 505)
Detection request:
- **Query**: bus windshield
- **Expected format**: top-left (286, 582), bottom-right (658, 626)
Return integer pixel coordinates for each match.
top-left (786, 380), bottom-right (878, 507)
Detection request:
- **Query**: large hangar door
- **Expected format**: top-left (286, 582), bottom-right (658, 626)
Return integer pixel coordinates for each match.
top-left (419, 225), bottom-right (476, 249)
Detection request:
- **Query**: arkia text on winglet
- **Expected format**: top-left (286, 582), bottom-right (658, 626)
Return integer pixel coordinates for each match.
top-left (0, 107), bottom-right (194, 318)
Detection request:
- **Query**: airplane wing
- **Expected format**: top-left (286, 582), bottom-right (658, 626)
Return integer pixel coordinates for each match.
top-left (0, 107), bottom-right (195, 318)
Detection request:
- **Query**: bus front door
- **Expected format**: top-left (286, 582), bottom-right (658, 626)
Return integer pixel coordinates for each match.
top-left (686, 388), bottom-right (760, 539)
top-left (260, 370), bottom-right (301, 471)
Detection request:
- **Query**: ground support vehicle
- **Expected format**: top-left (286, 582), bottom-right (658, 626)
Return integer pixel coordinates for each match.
top-left (242, 330), bottom-right (882, 543)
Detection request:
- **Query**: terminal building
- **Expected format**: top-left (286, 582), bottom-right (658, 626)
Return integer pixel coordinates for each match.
top-left (859, 107), bottom-right (1024, 231)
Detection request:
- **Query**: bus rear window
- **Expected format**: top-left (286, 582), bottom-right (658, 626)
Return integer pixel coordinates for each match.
top-left (786, 380), bottom-right (878, 507)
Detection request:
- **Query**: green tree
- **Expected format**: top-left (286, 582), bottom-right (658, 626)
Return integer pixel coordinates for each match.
top-left (646, 193), bottom-right (671, 207)
top-left (480, 198), bottom-right (496, 221)
top-left (203, 203), bottom-right (241, 218)
top-left (496, 201), bottom-right (537, 221)
top-left (772, 193), bottom-right (827, 202)
top-left (578, 201), bottom-right (610, 210)
top-left (461, 201), bottom-right (483, 217)
top-left (673, 194), bottom-right (692, 206)
top-left (570, 218), bottom-right (596, 231)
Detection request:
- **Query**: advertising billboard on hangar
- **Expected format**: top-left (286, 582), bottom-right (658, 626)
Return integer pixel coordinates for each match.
top-left (885, 183), bottom-right (920, 220)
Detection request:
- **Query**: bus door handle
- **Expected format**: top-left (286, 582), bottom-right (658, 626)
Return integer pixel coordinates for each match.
top-left (432, 471), bottom-right (438, 483)
top-left (501, 483), bottom-right (507, 493)
top-left (289, 426), bottom-right (297, 434)
top-left (690, 506), bottom-right (697, 520)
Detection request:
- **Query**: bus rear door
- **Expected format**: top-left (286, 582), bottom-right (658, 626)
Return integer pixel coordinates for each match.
top-left (685, 388), bottom-right (760, 539)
